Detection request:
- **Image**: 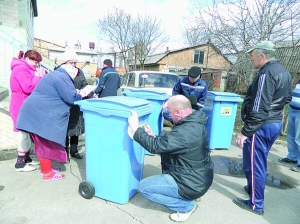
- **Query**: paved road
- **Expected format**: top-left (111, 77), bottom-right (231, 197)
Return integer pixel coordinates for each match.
top-left (0, 135), bottom-right (299, 224)
top-left (0, 90), bottom-right (299, 223)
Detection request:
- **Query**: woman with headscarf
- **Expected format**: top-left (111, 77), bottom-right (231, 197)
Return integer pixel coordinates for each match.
top-left (57, 50), bottom-right (88, 161)
top-left (16, 64), bottom-right (86, 182)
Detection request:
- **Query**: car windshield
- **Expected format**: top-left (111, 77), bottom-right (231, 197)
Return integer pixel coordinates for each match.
top-left (139, 73), bottom-right (179, 88)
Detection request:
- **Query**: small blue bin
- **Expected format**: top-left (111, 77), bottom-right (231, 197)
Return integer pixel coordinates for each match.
top-left (75, 96), bottom-right (154, 204)
top-left (122, 89), bottom-right (169, 155)
top-left (202, 91), bottom-right (243, 150)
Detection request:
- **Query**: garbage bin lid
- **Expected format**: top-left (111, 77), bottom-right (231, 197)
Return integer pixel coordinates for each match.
top-left (122, 90), bottom-right (169, 100)
top-left (75, 96), bottom-right (155, 118)
top-left (207, 91), bottom-right (243, 102)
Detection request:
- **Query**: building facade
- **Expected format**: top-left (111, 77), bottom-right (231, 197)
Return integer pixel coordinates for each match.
top-left (0, 0), bottom-right (37, 88)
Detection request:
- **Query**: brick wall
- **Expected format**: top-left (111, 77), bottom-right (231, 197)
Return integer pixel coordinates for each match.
top-left (159, 45), bottom-right (230, 70)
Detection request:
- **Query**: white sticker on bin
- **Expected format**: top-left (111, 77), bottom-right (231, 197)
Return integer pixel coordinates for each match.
top-left (220, 107), bottom-right (232, 116)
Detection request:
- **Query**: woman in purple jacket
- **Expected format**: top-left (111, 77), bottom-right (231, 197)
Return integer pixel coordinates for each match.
top-left (9, 50), bottom-right (42, 172)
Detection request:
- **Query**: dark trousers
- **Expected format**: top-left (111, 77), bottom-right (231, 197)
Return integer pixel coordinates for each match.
top-left (65, 136), bottom-right (79, 155)
top-left (243, 122), bottom-right (282, 212)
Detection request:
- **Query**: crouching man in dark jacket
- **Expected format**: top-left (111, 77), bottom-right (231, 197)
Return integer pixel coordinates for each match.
top-left (128, 95), bottom-right (214, 222)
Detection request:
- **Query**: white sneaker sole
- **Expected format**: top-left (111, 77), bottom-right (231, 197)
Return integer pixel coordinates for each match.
top-left (15, 164), bottom-right (37, 172)
top-left (169, 203), bottom-right (197, 222)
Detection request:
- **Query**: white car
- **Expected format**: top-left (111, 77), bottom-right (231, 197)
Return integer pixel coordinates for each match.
top-left (118, 71), bottom-right (179, 96)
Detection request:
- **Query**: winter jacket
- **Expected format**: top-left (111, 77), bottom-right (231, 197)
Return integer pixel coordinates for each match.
top-left (172, 76), bottom-right (208, 108)
top-left (9, 58), bottom-right (41, 131)
top-left (16, 67), bottom-right (82, 146)
top-left (67, 69), bottom-right (88, 136)
top-left (133, 110), bottom-right (214, 200)
top-left (93, 66), bottom-right (120, 98)
top-left (241, 59), bottom-right (292, 137)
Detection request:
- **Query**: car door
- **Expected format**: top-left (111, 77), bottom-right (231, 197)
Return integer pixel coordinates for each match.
top-left (118, 72), bottom-right (136, 96)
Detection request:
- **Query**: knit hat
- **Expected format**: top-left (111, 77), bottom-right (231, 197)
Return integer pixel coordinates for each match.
top-left (246, 41), bottom-right (276, 53)
top-left (188, 66), bottom-right (201, 78)
top-left (63, 50), bottom-right (78, 63)
top-left (103, 59), bottom-right (112, 67)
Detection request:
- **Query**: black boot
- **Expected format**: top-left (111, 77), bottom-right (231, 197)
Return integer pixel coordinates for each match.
top-left (65, 146), bottom-right (70, 163)
top-left (70, 144), bottom-right (83, 159)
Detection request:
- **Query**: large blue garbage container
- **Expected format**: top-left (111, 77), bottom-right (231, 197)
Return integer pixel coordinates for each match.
top-left (122, 89), bottom-right (169, 155)
top-left (202, 91), bottom-right (243, 150)
top-left (75, 96), bottom-right (154, 204)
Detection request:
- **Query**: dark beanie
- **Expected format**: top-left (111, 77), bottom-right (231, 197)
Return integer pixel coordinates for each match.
top-left (188, 66), bottom-right (201, 78)
top-left (103, 59), bottom-right (112, 67)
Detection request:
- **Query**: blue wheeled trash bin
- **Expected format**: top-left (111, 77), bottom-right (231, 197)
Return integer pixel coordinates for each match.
top-left (75, 96), bottom-right (154, 204)
top-left (202, 91), bottom-right (243, 150)
top-left (122, 89), bottom-right (169, 155)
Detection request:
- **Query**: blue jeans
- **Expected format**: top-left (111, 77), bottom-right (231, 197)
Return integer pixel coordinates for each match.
top-left (138, 174), bottom-right (195, 213)
top-left (286, 107), bottom-right (300, 165)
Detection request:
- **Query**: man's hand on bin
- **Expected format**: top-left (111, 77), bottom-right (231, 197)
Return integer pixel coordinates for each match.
top-left (128, 110), bottom-right (139, 134)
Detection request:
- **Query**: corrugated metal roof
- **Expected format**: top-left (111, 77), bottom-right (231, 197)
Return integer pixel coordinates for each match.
top-left (276, 46), bottom-right (300, 74)
top-left (143, 53), bottom-right (168, 64)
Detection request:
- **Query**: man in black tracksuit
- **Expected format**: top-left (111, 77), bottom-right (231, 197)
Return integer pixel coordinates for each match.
top-left (128, 95), bottom-right (214, 222)
top-left (93, 59), bottom-right (120, 98)
top-left (235, 41), bottom-right (292, 215)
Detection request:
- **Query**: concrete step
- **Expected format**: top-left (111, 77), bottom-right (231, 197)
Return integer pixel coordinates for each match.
top-left (0, 87), bottom-right (9, 102)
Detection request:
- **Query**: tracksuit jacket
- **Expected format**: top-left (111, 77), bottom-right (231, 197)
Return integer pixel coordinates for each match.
top-left (241, 59), bottom-right (292, 137)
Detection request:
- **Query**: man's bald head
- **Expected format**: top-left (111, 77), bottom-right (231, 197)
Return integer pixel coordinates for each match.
top-left (168, 95), bottom-right (192, 110)
top-left (167, 95), bottom-right (193, 123)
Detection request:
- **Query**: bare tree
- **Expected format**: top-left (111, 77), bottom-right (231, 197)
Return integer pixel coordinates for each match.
top-left (98, 8), bottom-right (133, 71)
top-left (185, 0), bottom-right (300, 54)
top-left (184, 0), bottom-right (300, 135)
top-left (131, 15), bottom-right (169, 70)
top-left (98, 8), bottom-right (169, 71)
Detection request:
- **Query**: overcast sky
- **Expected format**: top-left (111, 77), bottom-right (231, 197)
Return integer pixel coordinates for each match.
top-left (34, 0), bottom-right (198, 52)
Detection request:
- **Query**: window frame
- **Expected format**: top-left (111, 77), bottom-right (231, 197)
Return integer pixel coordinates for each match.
top-left (194, 50), bottom-right (205, 64)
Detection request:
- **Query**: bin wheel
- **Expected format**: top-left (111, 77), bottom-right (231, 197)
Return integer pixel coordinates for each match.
top-left (79, 181), bottom-right (95, 199)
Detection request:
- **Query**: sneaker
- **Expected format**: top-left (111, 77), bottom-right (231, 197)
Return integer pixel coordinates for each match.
top-left (290, 165), bottom-right (300, 172)
top-left (169, 203), bottom-right (197, 222)
top-left (16, 164), bottom-right (37, 172)
top-left (15, 156), bottom-right (37, 172)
